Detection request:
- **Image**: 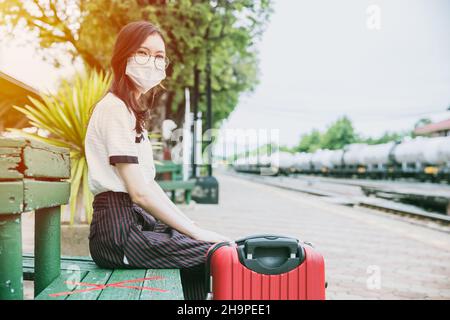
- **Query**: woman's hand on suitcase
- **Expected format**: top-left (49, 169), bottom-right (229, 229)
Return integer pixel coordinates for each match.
top-left (191, 228), bottom-right (231, 243)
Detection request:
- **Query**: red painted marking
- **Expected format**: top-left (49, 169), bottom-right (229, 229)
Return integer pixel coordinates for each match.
top-left (49, 276), bottom-right (169, 297)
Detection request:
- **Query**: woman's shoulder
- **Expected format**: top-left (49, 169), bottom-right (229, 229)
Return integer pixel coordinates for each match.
top-left (96, 92), bottom-right (131, 116)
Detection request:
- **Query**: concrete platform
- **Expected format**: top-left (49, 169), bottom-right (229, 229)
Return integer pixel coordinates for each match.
top-left (20, 170), bottom-right (450, 300)
top-left (184, 171), bottom-right (450, 300)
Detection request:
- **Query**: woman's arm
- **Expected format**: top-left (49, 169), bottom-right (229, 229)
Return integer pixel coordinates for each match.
top-left (152, 181), bottom-right (196, 224)
top-left (115, 162), bottom-right (230, 242)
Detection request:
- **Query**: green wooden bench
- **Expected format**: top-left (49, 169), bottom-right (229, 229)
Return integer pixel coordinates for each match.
top-left (0, 137), bottom-right (71, 300)
top-left (0, 137), bottom-right (184, 300)
top-left (157, 180), bottom-right (196, 205)
top-left (155, 160), bottom-right (183, 181)
top-left (155, 160), bottom-right (195, 204)
top-left (22, 254), bottom-right (183, 300)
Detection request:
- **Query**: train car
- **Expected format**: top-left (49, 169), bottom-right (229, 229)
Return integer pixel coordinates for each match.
top-left (392, 137), bottom-right (429, 178)
top-left (293, 152), bottom-right (313, 173)
top-left (232, 136), bottom-right (450, 183)
top-left (273, 151), bottom-right (297, 175)
top-left (359, 142), bottom-right (398, 178)
top-left (328, 149), bottom-right (345, 176)
top-left (310, 149), bottom-right (334, 175)
top-left (420, 136), bottom-right (450, 181)
top-left (342, 144), bottom-right (368, 176)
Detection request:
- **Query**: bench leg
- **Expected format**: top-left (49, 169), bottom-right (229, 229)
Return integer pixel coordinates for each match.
top-left (171, 190), bottom-right (176, 202)
top-left (0, 214), bottom-right (23, 300)
top-left (185, 190), bottom-right (191, 205)
top-left (34, 206), bottom-right (61, 297)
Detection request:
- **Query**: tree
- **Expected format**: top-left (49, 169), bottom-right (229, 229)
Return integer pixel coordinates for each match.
top-left (321, 116), bottom-right (357, 150)
top-left (0, 0), bottom-right (274, 129)
top-left (361, 131), bottom-right (408, 145)
top-left (295, 129), bottom-right (323, 153)
top-left (290, 116), bottom-right (412, 154)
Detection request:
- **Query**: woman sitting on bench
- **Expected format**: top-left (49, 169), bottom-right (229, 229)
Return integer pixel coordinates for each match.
top-left (84, 21), bottom-right (230, 299)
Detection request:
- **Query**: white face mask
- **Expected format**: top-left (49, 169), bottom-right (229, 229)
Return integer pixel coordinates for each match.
top-left (125, 57), bottom-right (166, 93)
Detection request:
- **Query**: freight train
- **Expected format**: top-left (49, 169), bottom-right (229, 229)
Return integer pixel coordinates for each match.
top-left (232, 136), bottom-right (450, 182)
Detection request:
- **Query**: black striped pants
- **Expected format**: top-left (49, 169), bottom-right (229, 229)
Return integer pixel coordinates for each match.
top-left (88, 191), bottom-right (214, 299)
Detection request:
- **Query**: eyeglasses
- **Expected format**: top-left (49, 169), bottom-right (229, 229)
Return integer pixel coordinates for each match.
top-left (133, 48), bottom-right (170, 70)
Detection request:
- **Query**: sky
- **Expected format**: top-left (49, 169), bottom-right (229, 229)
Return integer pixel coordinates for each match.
top-left (1, 0), bottom-right (449, 154)
top-left (217, 0), bottom-right (450, 154)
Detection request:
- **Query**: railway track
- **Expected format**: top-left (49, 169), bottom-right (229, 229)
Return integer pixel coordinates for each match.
top-left (224, 169), bottom-right (450, 227)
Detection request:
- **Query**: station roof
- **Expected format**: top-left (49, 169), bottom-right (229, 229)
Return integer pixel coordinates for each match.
top-left (0, 70), bottom-right (42, 131)
top-left (414, 118), bottom-right (450, 135)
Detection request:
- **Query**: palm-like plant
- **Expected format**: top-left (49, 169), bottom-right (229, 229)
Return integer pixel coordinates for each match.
top-left (7, 70), bottom-right (112, 224)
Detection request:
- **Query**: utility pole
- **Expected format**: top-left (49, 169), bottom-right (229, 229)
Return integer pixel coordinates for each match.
top-left (205, 46), bottom-right (213, 176)
top-left (190, 45), bottom-right (219, 204)
top-left (191, 67), bottom-right (200, 178)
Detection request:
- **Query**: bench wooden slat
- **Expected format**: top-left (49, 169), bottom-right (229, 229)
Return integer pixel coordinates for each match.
top-left (35, 271), bottom-right (89, 300)
top-left (0, 137), bottom-right (27, 148)
top-left (23, 252), bottom-right (96, 262)
top-left (23, 255), bottom-right (99, 281)
top-left (24, 179), bottom-right (71, 211)
top-left (0, 147), bottom-right (22, 179)
top-left (0, 137), bottom-right (70, 180)
top-left (98, 269), bottom-right (147, 300)
top-left (23, 255), bottom-right (99, 272)
top-left (67, 269), bottom-right (113, 301)
top-left (140, 269), bottom-right (184, 300)
top-left (0, 181), bottom-right (24, 214)
top-left (0, 156), bottom-right (23, 179)
top-left (23, 145), bottom-right (70, 179)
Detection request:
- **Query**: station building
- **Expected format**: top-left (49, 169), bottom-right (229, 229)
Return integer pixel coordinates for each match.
top-left (414, 118), bottom-right (450, 137)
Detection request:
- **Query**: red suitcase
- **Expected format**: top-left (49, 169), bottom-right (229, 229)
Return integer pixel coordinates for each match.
top-left (205, 235), bottom-right (326, 300)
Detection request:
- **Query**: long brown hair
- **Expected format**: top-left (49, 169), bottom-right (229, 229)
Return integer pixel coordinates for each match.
top-left (109, 21), bottom-right (165, 134)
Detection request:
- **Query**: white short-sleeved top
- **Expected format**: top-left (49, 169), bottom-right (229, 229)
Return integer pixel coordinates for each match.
top-left (84, 91), bottom-right (156, 196)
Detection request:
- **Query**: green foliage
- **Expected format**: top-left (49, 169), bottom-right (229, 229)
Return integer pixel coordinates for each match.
top-left (320, 116), bottom-right (357, 150)
top-left (292, 116), bottom-right (412, 153)
top-left (0, 0), bottom-right (274, 128)
top-left (295, 129), bottom-right (322, 153)
top-left (361, 131), bottom-right (408, 145)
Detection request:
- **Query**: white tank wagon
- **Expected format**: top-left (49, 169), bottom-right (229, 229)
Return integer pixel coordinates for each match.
top-left (342, 144), bottom-right (367, 166)
top-left (421, 136), bottom-right (450, 165)
top-left (360, 142), bottom-right (396, 165)
top-left (274, 151), bottom-right (296, 174)
top-left (233, 155), bottom-right (260, 173)
top-left (293, 152), bottom-right (313, 172)
top-left (311, 149), bottom-right (334, 171)
top-left (393, 138), bottom-right (429, 165)
top-left (329, 149), bottom-right (345, 168)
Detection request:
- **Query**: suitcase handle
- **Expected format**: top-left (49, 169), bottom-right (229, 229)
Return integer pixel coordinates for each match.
top-left (235, 233), bottom-right (297, 245)
top-left (237, 236), bottom-right (305, 275)
top-left (245, 237), bottom-right (298, 257)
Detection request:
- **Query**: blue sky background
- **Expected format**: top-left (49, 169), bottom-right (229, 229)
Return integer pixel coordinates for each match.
top-left (1, 0), bottom-right (449, 151)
